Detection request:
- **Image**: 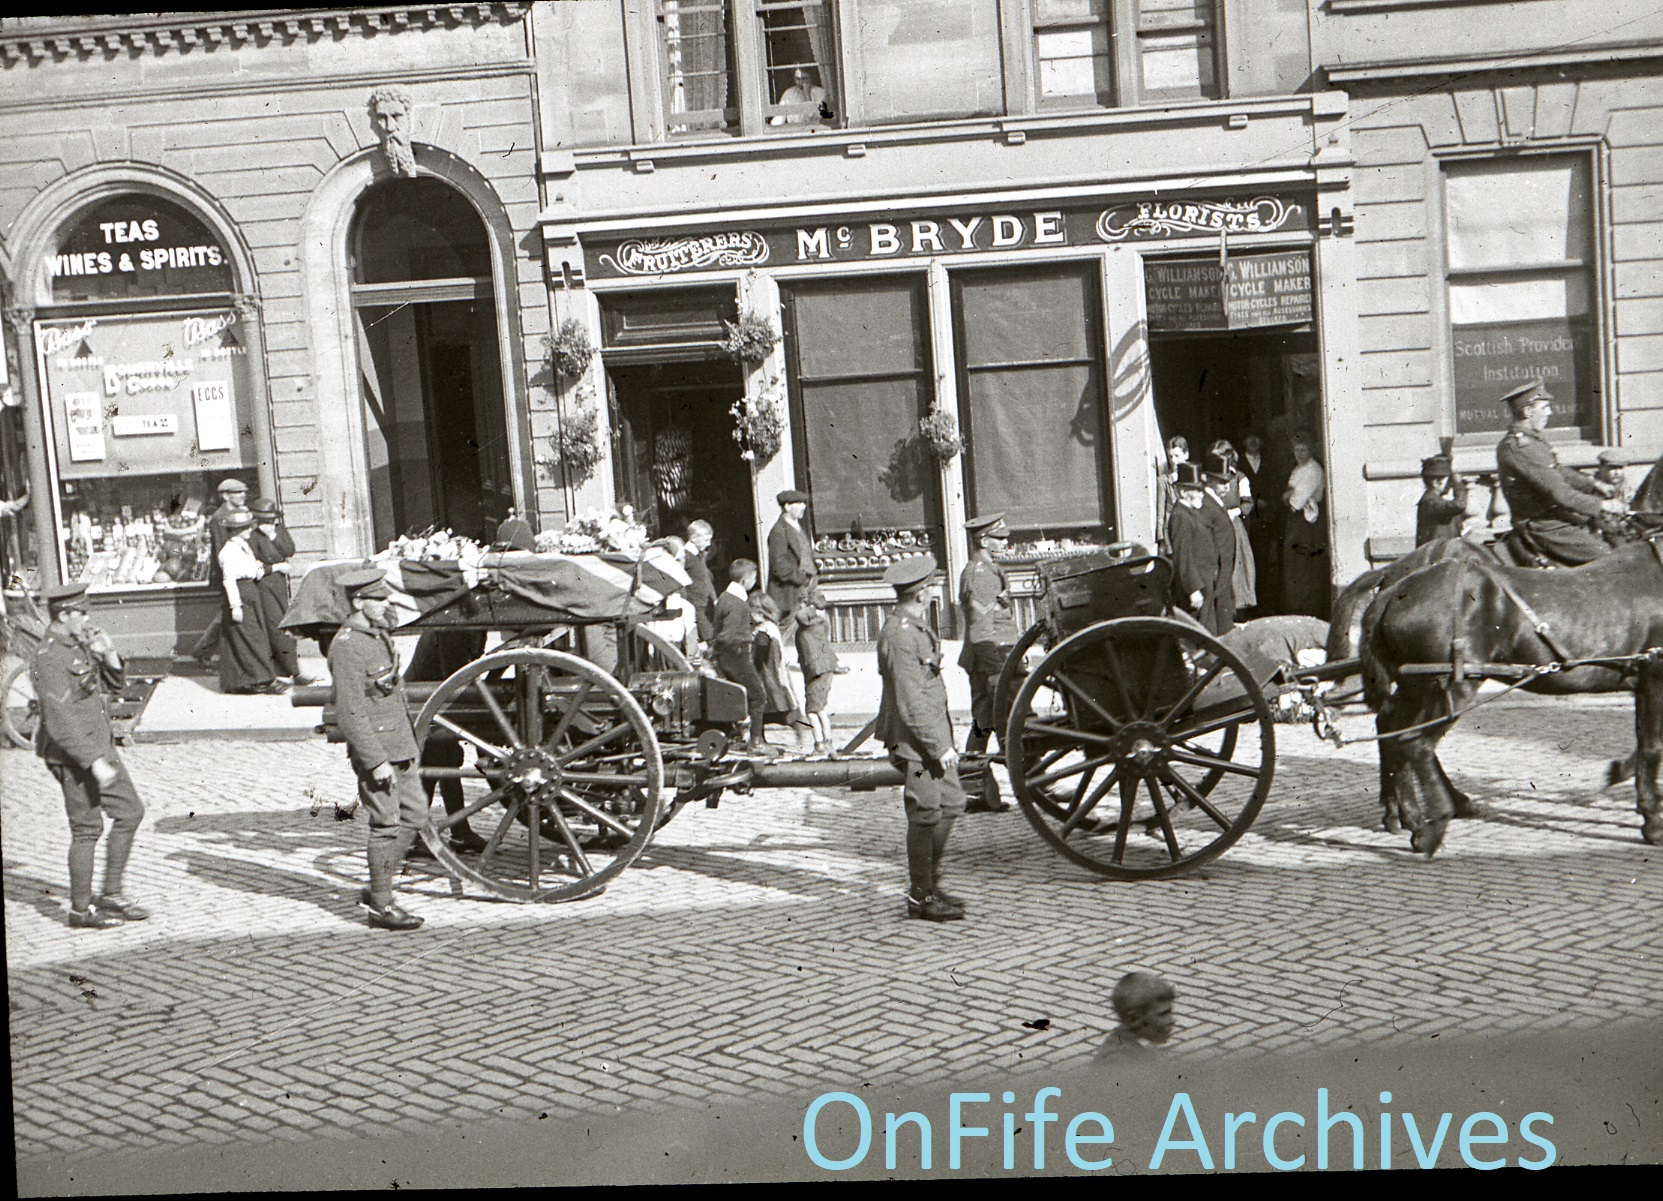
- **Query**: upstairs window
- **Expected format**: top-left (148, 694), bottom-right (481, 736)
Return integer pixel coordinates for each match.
top-left (658, 1), bottom-right (739, 134)
top-left (657, 0), bottom-right (839, 137)
top-left (1028, 0), bottom-right (1219, 110)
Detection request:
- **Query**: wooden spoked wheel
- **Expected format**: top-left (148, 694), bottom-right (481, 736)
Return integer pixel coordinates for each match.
top-left (1004, 616), bottom-right (1274, 881)
top-left (992, 620), bottom-right (1051, 750)
top-left (413, 648), bottom-right (664, 903)
top-left (2, 660), bottom-right (39, 750)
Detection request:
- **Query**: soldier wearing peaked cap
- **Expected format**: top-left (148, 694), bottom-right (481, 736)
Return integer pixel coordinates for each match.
top-left (875, 554), bottom-right (967, 922)
top-left (329, 566), bottom-right (427, 930)
top-left (1494, 380), bottom-right (1623, 565)
top-left (957, 514), bottom-right (1019, 766)
top-left (30, 583), bottom-right (151, 929)
top-left (1415, 454), bottom-right (1470, 547)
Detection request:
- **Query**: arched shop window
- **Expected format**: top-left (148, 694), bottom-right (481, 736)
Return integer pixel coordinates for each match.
top-left (349, 178), bottom-right (512, 546)
top-left (33, 192), bottom-right (260, 592)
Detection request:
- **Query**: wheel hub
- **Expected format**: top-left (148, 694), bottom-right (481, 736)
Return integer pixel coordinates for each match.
top-left (1110, 721), bottom-right (1168, 772)
top-left (505, 747), bottom-right (561, 793)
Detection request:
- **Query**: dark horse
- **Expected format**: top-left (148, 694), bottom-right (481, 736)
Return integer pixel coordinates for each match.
top-left (1358, 538), bottom-right (1663, 855)
top-left (1327, 448), bottom-right (1663, 663)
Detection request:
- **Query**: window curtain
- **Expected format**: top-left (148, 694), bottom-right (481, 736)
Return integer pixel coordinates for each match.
top-left (803, 1), bottom-right (836, 100)
top-left (955, 265), bottom-right (1111, 533)
top-left (668, 2), bottom-right (730, 117)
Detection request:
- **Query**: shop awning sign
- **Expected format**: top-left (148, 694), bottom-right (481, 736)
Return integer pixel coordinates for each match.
top-left (582, 193), bottom-right (1310, 279)
top-left (1144, 250), bottom-right (1313, 331)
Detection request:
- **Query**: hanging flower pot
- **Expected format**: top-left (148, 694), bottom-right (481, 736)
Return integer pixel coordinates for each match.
top-left (730, 385), bottom-right (785, 467)
top-left (546, 319), bottom-right (596, 381)
top-left (719, 314), bottom-right (780, 365)
top-left (550, 403), bottom-right (604, 486)
top-left (919, 403), bottom-right (964, 462)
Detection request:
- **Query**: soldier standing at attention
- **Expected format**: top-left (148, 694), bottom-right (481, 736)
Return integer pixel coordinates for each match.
top-left (30, 583), bottom-right (149, 929)
top-left (1494, 380), bottom-right (1623, 565)
top-left (876, 555), bottom-right (966, 923)
top-left (329, 567), bottom-right (426, 931)
top-left (958, 513), bottom-right (1019, 756)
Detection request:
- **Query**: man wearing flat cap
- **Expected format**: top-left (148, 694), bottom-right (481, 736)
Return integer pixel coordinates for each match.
top-left (958, 513), bottom-right (1019, 759)
top-left (875, 554), bottom-right (967, 922)
top-left (766, 488), bottom-right (816, 648)
top-left (1494, 380), bottom-right (1623, 565)
top-left (329, 567), bottom-right (426, 930)
top-left (1415, 455), bottom-right (1469, 547)
top-left (30, 583), bottom-right (150, 929)
top-left (190, 477), bottom-right (252, 665)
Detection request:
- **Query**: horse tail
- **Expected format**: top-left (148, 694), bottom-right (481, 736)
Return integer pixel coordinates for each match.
top-left (1359, 586), bottom-right (1397, 713)
top-left (1327, 564), bottom-right (1390, 661)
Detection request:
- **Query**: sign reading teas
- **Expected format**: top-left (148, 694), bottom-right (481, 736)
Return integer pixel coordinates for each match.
top-left (584, 195), bottom-right (1310, 279)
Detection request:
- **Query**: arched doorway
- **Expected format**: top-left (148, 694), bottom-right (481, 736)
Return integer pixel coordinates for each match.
top-left (349, 178), bottom-right (512, 545)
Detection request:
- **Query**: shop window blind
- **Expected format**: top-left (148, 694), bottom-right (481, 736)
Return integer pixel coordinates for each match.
top-left (783, 276), bottom-right (938, 536)
top-left (1443, 155), bottom-right (1596, 434)
top-left (953, 265), bottom-right (1112, 534)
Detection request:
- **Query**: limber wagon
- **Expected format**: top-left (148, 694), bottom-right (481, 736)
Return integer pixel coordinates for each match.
top-left (287, 545), bottom-right (1351, 902)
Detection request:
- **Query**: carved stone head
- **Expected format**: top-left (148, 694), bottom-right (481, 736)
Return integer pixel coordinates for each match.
top-left (368, 87), bottom-right (417, 177)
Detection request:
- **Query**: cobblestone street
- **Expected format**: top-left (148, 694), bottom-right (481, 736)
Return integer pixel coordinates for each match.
top-left (6, 692), bottom-right (1661, 1186)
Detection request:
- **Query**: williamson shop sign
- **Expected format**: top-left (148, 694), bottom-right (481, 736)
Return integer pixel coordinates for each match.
top-left (1144, 250), bottom-right (1314, 331)
top-left (585, 194), bottom-right (1311, 279)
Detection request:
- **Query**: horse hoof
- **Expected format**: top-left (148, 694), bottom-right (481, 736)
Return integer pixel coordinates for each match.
top-left (1382, 812), bottom-right (1401, 834)
top-left (1410, 821), bottom-right (1448, 858)
top-left (1606, 759), bottom-right (1633, 789)
top-left (1642, 820), bottom-right (1663, 847)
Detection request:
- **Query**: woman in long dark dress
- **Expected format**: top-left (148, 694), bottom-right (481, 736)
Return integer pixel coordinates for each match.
top-left (248, 498), bottom-right (310, 685)
top-left (217, 511), bottom-right (280, 694)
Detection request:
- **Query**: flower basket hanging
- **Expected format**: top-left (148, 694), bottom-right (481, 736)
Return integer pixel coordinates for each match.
top-left (730, 385), bottom-right (785, 467)
top-left (546, 319), bottom-right (596, 381)
top-left (719, 315), bottom-right (780, 365)
top-left (551, 403), bottom-right (604, 486)
top-left (919, 404), bottom-right (964, 462)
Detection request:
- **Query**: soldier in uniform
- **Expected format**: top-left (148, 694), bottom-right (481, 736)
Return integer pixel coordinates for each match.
top-left (329, 567), bottom-right (427, 931)
top-left (958, 513), bottom-right (1019, 756)
top-left (1494, 380), bottom-right (1624, 565)
top-left (30, 583), bottom-right (150, 929)
top-left (876, 554), bottom-right (966, 922)
top-left (1415, 455), bottom-right (1470, 546)
top-left (765, 488), bottom-right (816, 647)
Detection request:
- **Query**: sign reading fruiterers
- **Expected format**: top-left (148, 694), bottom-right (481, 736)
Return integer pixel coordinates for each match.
top-left (1144, 251), bottom-right (1313, 331)
top-left (1452, 319), bottom-right (1587, 433)
top-left (583, 194), bottom-right (1311, 280)
top-left (35, 310), bottom-right (252, 479)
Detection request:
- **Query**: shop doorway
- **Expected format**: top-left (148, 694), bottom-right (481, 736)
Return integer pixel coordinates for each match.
top-left (1148, 330), bottom-right (1324, 613)
top-left (607, 360), bottom-right (756, 573)
top-left (350, 179), bottom-right (513, 547)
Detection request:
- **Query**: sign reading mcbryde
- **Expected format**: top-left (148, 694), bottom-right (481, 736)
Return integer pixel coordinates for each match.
top-left (584, 194), bottom-right (1310, 279)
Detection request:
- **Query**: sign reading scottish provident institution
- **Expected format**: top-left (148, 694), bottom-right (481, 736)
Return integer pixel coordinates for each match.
top-left (583, 194), bottom-right (1310, 280)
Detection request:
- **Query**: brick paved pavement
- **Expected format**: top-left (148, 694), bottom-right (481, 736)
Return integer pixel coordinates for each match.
top-left (5, 691), bottom-right (1661, 1180)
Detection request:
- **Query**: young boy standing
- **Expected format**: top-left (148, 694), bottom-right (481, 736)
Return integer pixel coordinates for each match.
top-left (794, 587), bottom-right (840, 754)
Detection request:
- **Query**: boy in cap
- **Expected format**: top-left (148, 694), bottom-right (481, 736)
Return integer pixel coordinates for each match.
top-left (1415, 455), bottom-right (1470, 546)
top-left (958, 513), bottom-right (1019, 759)
top-left (1495, 380), bottom-right (1624, 565)
top-left (765, 488), bottom-right (816, 647)
top-left (330, 567), bottom-right (426, 930)
top-left (30, 583), bottom-right (150, 929)
top-left (1596, 449), bottom-right (1631, 507)
top-left (712, 558), bottom-right (778, 757)
top-left (1094, 972), bottom-right (1177, 1057)
top-left (875, 554), bottom-right (966, 921)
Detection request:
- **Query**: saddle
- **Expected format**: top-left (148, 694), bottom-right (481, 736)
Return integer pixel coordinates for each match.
top-left (1489, 526), bottom-right (1556, 569)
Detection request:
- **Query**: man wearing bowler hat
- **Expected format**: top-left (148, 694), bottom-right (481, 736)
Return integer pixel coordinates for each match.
top-left (30, 583), bottom-right (150, 929)
top-left (876, 554), bottom-right (967, 922)
top-left (1494, 380), bottom-right (1624, 565)
top-left (330, 567), bottom-right (426, 930)
top-left (958, 512), bottom-right (1019, 759)
top-left (1415, 454), bottom-right (1470, 546)
top-left (766, 488), bottom-right (816, 647)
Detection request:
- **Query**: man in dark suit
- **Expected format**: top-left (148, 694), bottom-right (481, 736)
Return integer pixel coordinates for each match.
top-left (1166, 463), bottom-right (1233, 636)
top-left (711, 558), bottom-right (776, 757)
top-left (31, 583), bottom-right (150, 929)
top-left (329, 567), bottom-right (427, 930)
top-left (765, 488), bottom-right (816, 647)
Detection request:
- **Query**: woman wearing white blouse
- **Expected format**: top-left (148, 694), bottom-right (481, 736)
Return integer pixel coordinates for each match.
top-left (216, 512), bottom-right (280, 694)
top-left (1281, 430), bottom-right (1329, 618)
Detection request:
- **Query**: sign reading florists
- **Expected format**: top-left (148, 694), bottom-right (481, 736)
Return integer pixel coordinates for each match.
top-left (582, 195), bottom-right (1311, 279)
